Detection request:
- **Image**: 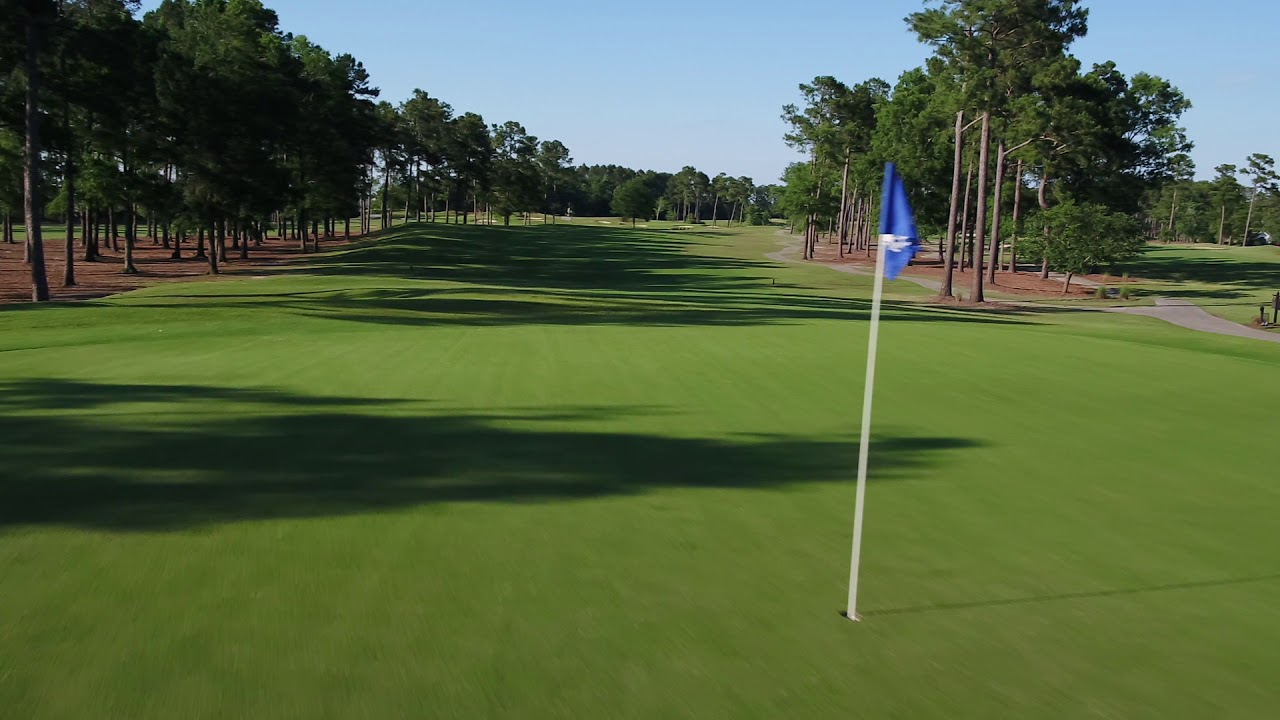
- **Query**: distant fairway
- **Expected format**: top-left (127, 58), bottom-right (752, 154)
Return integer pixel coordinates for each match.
top-left (2, 223), bottom-right (1278, 718)
top-left (1128, 243), bottom-right (1280, 329)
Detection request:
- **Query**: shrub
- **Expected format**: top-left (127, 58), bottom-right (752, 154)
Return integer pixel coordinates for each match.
top-left (1095, 285), bottom-right (1109, 300)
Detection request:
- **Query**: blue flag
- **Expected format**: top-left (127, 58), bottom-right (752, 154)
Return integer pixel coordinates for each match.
top-left (878, 163), bottom-right (919, 281)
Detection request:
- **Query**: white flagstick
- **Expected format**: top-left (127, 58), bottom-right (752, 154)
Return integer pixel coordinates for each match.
top-left (846, 234), bottom-right (890, 622)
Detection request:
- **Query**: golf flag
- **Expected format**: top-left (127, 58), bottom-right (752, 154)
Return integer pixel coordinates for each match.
top-left (878, 163), bottom-right (919, 281)
top-left (846, 163), bottom-right (919, 622)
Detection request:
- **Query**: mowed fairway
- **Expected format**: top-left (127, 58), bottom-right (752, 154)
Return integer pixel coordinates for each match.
top-left (2, 223), bottom-right (1278, 718)
top-left (1127, 243), bottom-right (1280, 329)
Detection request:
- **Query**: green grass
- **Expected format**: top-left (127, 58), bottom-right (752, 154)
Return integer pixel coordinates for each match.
top-left (2, 222), bottom-right (1279, 718)
top-left (1126, 243), bottom-right (1280, 329)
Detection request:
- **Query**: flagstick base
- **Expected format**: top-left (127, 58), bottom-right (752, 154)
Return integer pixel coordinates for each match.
top-left (840, 611), bottom-right (863, 623)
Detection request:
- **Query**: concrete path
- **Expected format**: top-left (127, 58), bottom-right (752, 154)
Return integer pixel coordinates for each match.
top-left (769, 233), bottom-right (1280, 345)
top-left (1105, 298), bottom-right (1280, 344)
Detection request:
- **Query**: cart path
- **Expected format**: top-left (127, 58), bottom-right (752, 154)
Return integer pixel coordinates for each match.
top-left (767, 234), bottom-right (1280, 345)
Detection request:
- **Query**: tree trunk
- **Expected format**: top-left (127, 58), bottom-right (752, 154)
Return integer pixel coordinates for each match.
top-left (381, 163), bottom-right (391, 229)
top-left (63, 155), bottom-right (76, 287)
top-left (837, 157), bottom-right (851, 256)
top-left (216, 219), bottom-right (228, 263)
top-left (109, 208), bottom-right (119, 252)
top-left (1167, 186), bottom-right (1178, 242)
top-left (206, 224), bottom-right (219, 274)
top-left (122, 205), bottom-right (138, 274)
top-left (970, 111), bottom-right (992, 303)
top-left (162, 223), bottom-right (170, 249)
top-left (940, 111), bottom-right (965, 298)
top-left (3, 213), bottom-right (12, 244)
top-left (986, 141), bottom-right (1007, 285)
top-left (298, 211), bottom-right (308, 252)
top-left (1062, 272), bottom-right (1073, 294)
top-left (23, 12), bottom-right (50, 301)
top-left (239, 220), bottom-right (249, 260)
top-left (196, 227), bottom-right (206, 259)
top-left (807, 171), bottom-right (825, 259)
top-left (171, 228), bottom-right (182, 260)
top-left (86, 209), bottom-right (99, 261)
top-left (1218, 204), bottom-right (1227, 245)
top-left (861, 196), bottom-right (871, 252)
top-left (344, 216), bottom-right (350, 238)
top-left (1009, 159), bottom-right (1024, 273)
top-left (1039, 168), bottom-right (1051, 280)
top-left (1243, 185), bottom-right (1259, 245)
top-left (866, 196), bottom-right (875, 257)
top-left (959, 161), bottom-right (974, 273)
top-left (312, 219), bottom-right (320, 251)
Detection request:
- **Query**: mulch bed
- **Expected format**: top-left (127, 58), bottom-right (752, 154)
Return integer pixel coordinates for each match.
top-left (809, 240), bottom-right (1139, 300)
top-left (0, 231), bottom-right (367, 305)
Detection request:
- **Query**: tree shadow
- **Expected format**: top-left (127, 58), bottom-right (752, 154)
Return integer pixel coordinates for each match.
top-left (123, 285), bottom-right (1038, 329)
top-left (296, 223), bottom-right (765, 292)
top-left (863, 573), bottom-right (1280, 617)
top-left (0, 379), bottom-right (983, 533)
top-left (1125, 249), bottom-right (1280, 300)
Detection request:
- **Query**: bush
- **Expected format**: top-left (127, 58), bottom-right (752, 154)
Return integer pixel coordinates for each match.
top-left (1119, 286), bottom-right (1132, 301)
top-left (1095, 285), bottom-right (1109, 300)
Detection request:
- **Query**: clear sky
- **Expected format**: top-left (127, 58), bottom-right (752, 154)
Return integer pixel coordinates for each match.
top-left (138, 0), bottom-right (1277, 183)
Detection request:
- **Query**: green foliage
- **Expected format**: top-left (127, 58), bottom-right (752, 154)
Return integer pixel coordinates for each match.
top-left (1025, 201), bottom-right (1144, 280)
top-left (490, 121), bottom-right (541, 223)
top-left (908, 0), bottom-right (1089, 112)
top-left (776, 162), bottom-right (840, 226)
top-left (610, 176), bottom-right (658, 226)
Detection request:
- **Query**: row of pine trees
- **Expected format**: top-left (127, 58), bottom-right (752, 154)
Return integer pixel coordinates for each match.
top-left (1, 1), bottom-right (767, 303)
top-left (777, 0), bottom-right (1278, 299)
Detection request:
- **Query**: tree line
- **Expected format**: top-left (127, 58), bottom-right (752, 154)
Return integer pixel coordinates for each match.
top-left (1, 0), bottom-right (771, 303)
top-left (1148, 154), bottom-right (1279, 245)
top-left (777, 0), bottom-right (1274, 297)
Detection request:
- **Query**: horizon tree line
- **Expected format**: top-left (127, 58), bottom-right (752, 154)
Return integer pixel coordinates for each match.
top-left (1, 0), bottom-right (772, 303)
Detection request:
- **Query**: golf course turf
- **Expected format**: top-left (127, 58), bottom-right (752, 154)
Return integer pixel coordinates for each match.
top-left (2, 223), bottom-right (1278, 718)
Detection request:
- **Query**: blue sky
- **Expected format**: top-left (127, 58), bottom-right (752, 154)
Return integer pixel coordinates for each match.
top-left (138, 0), bottom-right (1277, 183)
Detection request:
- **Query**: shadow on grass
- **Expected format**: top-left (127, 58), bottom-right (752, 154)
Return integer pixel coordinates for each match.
top-left (1125, 247), bottom-right (1280, 301)
top-left (298, 223), bottom-right (760, 292)
top-left (4, 223), bottom-right (1057, 329)
top-left (864, 573), bottom-right (1280, 617)
top-left (122, 286), bottom-right (1040, 330)
top-left (0, 379), bottom-right (982, 532)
